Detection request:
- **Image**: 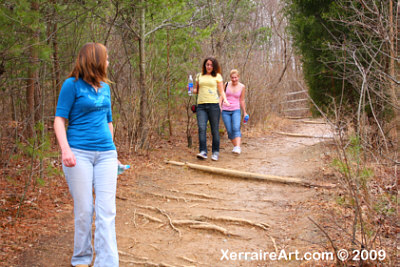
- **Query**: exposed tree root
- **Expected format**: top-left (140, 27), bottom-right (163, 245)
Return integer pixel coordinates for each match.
top-left (167, 189), bottom-right (180, 193)
top-left (156, 207), bottom-right (181, 237)
top-left (172, 220), bottom-right (241, 237)
top-left (140, 190), bottom-right (189, 202)
top-left (172, 219), bottom-right (206, 225)
top-left (184, 182), bottom-right (210, 186)
top-left (133, 209), bottom-right (137, 227)
top-left (117, 195), bottom-right (128, 201)
top-left (194, 215), bottom-right (270, 230)
top-left (132, 204), bottom-right (160, 212)
top-left (269, 235), bottom-right (279, 253)
top-left (136, 212), bottom-right (163, 223)
top-left (119, 188), bottom-right (193, 202)
top-left (167, 189), bottom-right (222, 200)
top-left (185, 192), bottom-right (221, 199)
top-left (149, 244), bottom-right (160, 251)
top-left (205, 206), bottom-right (270, 215)
top-left (119, 250), bottom-right (194, 267)
top-left (189, 224), bottom-right (238, 236)
top-left (119, 258), bottom-right (179, 267)
top-left (119, 200), bottom-right (269, 239)
top-left (178, 256), bottom-right (201, 265)
top-left (127, 203), bottom-right (181, 235)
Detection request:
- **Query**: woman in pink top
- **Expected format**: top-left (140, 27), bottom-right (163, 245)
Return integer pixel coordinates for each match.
top-left (221, 69), bottom-right (248, 154)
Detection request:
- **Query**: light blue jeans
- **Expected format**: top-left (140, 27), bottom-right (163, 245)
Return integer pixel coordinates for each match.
top-left (63, 148), bottom-right (119, 267)
top-left (222, 109), bottom-right (242, 140)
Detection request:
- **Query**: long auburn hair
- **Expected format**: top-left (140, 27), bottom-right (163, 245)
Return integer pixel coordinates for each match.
top-left (202, 57), bottom-right (221, 77)
top-left (69, 43), bottom-right (108, 87)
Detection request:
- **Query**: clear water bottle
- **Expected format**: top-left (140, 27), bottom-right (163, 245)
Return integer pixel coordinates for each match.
top-left (118, 164), bottom-right (130, 175)
top-left (243, 114), bottom-right (249, 124)
top-left (188, 75), bottom-right (193, 96)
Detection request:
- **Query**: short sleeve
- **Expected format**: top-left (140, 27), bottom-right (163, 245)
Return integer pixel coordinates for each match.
top-left (107, 109), bottom-right (112, 123)
top-left (107, 93), bottom-right (113, 123)
top-left (105, 84), bottom-right (113, 123)
top-left (195, 72), bottom-right (201, 82)
top-left (55, 78), bottom-right (76, 119)
top-left (216, 73), bottom-right (223, 83)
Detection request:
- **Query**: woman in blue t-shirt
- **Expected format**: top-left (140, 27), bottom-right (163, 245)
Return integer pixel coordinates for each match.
top-left (54, 43), bottom-right (118, 267)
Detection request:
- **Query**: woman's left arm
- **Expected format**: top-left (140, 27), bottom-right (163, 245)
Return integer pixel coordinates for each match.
top-left (217, 81), bottom-right (230, 106)
top-left (108, 122), bottom-right (114, 140)
top-left (240, 86), bottom-right (247, 116)
top-left (108, 122), bottom-right (121, 164)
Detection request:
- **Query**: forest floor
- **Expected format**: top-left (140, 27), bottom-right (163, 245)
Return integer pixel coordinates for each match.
top-left (5, 118), bottom-right (344, 266)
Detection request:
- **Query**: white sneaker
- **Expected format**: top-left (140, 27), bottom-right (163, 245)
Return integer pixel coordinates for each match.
top-left (196, 151), bottom-right (207, 159)
top-left (232, 146), bottom-right (241, 154)
top-left (211, 152), bottom-right (219, 161)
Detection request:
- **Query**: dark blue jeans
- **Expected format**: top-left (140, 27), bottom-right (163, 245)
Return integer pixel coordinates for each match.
top-left (196, 103), bottom-right (220, 154)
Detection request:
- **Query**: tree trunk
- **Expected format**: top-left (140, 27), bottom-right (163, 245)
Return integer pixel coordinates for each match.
top-left (34, 75), bottom-right (41, 124)
top-left (33, 1), bottom-right (41, 126)
top-left (51, 1), bottom-right (61, 116)
top-left (26, 60), bottom-right (35, 137)
top-left (389, 1), bottom-right (399, 147)
top-left (138, 0), bottom-right (148, 148)
top-left (166, 31), bottom-right (172, 137)
top-left (26, 0), bottom-right (39, 138)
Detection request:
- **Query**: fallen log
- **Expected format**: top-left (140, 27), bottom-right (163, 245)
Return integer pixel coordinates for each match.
top-left (274, 131), bottom-right (333, 139)
top-left (286, 116), bottom-right (309, 119)
top-left (165, 160), bottom-right (335, 188)
top-left (301, 120), bottom-right (327, 124)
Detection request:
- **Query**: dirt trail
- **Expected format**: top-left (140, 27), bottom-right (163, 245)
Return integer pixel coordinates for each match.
top-left (17, 119), bottom-right (336, 267)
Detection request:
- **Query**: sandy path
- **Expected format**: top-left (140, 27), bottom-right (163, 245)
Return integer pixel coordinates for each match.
top-left (17, 119), bottom-right (336, 267)
top-left (115, 119), bottom-right (334, 266)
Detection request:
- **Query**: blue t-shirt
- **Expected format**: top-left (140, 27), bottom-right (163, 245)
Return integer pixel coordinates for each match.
top-left (55, 77), bottom-right (116, 151)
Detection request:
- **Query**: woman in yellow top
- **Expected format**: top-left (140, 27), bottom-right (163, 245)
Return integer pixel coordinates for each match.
top-left (193, 57), bottom-right (229, 161)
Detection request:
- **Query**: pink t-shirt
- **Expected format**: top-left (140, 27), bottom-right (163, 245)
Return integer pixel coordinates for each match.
top-left (222, 82), bottom-right (243, 111)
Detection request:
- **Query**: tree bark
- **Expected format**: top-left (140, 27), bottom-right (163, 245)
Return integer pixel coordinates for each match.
top-left (26, 50), bottom-right (35, 138)
top-left (138, 0), bottom-right (148, 148)
top-left (389, 1), bottom-right (399, 147)
top-left (26, 0), bottom-right (39, 138)
top-left (166, 31), bottom-right (172, 137)
top-left (51, 1), bottom-right (61, 116)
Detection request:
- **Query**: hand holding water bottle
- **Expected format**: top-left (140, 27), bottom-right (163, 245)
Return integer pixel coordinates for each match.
top-left (188, 75), bottom-right (193, 96)
top-left (243, 113), bottom-right (249, 124)
top-left (117, 160), bottom-right (130, 175)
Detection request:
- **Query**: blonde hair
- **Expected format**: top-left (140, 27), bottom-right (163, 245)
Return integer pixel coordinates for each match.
top-left (230, 69), bottom-right (239, 77)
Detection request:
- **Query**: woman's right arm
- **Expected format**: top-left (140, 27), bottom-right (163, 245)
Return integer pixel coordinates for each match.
top-left (240, 86), bottom-right (247, 116)
top-left (54, 116), bottom-right (76, 167)
top-left (193, 80), bottom-right (199, 94)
